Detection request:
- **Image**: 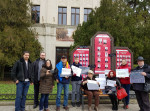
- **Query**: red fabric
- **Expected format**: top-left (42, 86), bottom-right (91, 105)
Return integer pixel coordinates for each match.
top-left (118, 64), bottom-right (131, 84)
top-left (107, 70), bottom-right (116, 78)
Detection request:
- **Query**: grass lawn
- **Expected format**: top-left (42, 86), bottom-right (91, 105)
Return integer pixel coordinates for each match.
top-left (0, 81), bottom-right (72, 95)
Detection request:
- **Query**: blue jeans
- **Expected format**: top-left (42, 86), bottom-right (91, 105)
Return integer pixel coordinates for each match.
top-left (56, 83), bottom-right (69, 107)
top-left (39, 94), bottom-right (49, 111)
top-left (122, 84), bottom-right (130, 105)
top-left (15, 81), bottom-right (30, 111)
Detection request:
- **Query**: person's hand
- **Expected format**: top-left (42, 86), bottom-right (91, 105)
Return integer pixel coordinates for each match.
top-left (56, 79), bottom-right (59, 83)
top-left (16, 80), bottom-right (19, 84)
top-left (141, 72), bottom-right (147, 76)
top-left (73, 73), bottom-right (76, 76)
top-left (46, 70), bottom-right (50, 75)
top-left (65, 76), bottom-right (69, 79)
top-left (114, 84), bottom-right (117, 86)
top-left (52, 86), bottom-right (54, 88)
top-left (97, 82), bottom-right (100, 85)
top-left (30, 83), bottom-right (33, 85)
top-left (83, 81), bottom-right (88, 85)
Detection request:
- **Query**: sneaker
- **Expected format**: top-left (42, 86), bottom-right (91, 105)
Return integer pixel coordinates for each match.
top-left (63, 106), bottom-right (69, 111)
top-left (107, 90), bottom-right (112, 95)
top-left (71, 102), bottom-right (76, 107)
top-left (44, 109), bottom-right (50, 111)
top-left (76, 102), bottom-right (81, 107)
top-left (56, 107), bottom-right (60, 111)
top-left (126, 105), bottom-right (129, 109)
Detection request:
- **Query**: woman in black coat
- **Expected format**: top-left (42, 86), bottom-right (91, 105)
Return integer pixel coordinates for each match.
top-left (106, 70), bottom-right (121, 111)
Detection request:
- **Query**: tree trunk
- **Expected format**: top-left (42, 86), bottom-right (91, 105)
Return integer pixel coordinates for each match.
top-left (0, 65), bottom-right (5, 80)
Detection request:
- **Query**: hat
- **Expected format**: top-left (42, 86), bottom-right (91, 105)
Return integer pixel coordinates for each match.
top-left (61, 55), bottom-right (67, 59)
top-left (137, 56), bottom-right (145, 61)
top-left (88, 70), bottom-right (94, 75)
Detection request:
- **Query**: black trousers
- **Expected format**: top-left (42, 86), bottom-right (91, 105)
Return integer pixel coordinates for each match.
top-left (34, 81), bottom-right (40, 105)
top-left (109, 94), bottom-right (118, 108)
top-left (135, 90), bottom-right (150, 111)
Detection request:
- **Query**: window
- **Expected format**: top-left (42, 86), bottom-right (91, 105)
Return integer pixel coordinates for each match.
top-left (32, 5), bottom-right (40, 23)
top-left (71, 8), bottom-right (80, 25)
top-left (84, 8), bottom-right (92, 22)
top-left (58, 7), bottom-right (67, 25)
top-left (56, 47), bottom-right (70, 64)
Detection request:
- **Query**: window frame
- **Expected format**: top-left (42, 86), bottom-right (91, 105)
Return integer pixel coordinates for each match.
top-left (71, 7), bottom-right (80, 26)
top-left (58, 7), bottom-right (67, 25)
top-left (31, 5), bottom-right (40, 23)
top-left (84, 8), bottom-right (92, 22)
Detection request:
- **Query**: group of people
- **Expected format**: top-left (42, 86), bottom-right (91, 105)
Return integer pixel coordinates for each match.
top-left (11, 51), bottom-right (150, 111)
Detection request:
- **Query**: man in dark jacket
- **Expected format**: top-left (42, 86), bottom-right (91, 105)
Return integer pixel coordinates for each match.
top-left (132, 56), bottom-right (150, 111)
top-left (32, 52), bottom-right (46, 108)
top-left (11, 51), bottom-right (33, 111)
top-left (54, 55), bottom-right (70, 111)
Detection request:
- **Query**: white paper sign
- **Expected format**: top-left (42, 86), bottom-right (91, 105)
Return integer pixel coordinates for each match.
top-left (99, 74), bottom-right (106, 78)
top-left (105, 70), bottom-right (111, 75)
top-left (107, 80), bottom-right (116, 87)
top-left (60, 68), bottom-right (71, 77)
top-left (71, 65), bottom-right (82, 77)
top-left (116, 69), bottom-right (129, 77)
top-left (95, 78), bottom-right (106, 89)
top-left (87, 80), bottom-right (100, 90)
top-left (79, 66), bottom-right (90, 74)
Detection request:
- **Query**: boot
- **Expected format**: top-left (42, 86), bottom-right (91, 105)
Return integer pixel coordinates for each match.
top-left (114, 99), bottom-right (118, 110)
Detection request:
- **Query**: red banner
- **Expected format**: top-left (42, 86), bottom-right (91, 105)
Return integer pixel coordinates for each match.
top-left (116, 49), bottom-right (132, 69)
top-left (94, 34), bottom-right (111, 74)
top-left (73, 48), bottom-right (89, 67)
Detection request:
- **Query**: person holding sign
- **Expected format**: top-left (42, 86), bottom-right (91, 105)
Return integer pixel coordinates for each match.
top-left (71, 57), bottom-right (82, 107)
top-left (54, 55), bottom-right (70, 111)
top-left (106, 70), bottom-right (121, 111)
top-left (39, 60), bottom-right (54, 111)
top-left (81, 70), bottom-right (100, 111)
top-left (118, 59), bottom-right (131, 109)
top-left (132, 56), bottom-right (150, 111)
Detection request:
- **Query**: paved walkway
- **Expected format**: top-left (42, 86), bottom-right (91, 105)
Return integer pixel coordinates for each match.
top-left (0, 104), bottom-right (140, 111)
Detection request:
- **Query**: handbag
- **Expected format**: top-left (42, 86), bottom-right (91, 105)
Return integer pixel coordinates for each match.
top-left (144, 82), bottom-right (150, 93)
top-left (117, 86), bottom-right (128, 100)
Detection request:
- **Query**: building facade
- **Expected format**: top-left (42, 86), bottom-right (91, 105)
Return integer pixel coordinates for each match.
top-left (31, 0), bottom-right (101, 66)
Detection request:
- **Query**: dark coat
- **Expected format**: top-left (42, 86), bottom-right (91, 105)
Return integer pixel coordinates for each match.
top-left (106, 77), bottom-right (121, 87)
top-left (105, 77), bottom-right (121, 93)
top-left (81, 76), bottom-right (97, 91)
top-left (71, 62), bottom-right (82, 81)
top-left (11, 58), bottom-right (33, 82)
top-left (132, 64), bottom-right (150, 91)
top-left (39, 68), bottom-right (54, 94)
top-left (32, 58), bottom-right (46, 83)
